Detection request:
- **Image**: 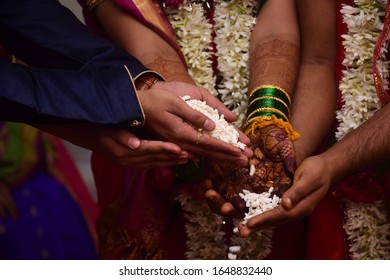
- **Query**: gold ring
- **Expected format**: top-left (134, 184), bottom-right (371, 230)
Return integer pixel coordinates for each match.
top-left (196, 128), bottom-right (204, 145)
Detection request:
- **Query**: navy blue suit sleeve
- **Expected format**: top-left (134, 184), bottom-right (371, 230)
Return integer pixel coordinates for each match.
top-left (0, 0), bottom-right (151, 127)
top-left (0, 60), bottom-right (145, 127)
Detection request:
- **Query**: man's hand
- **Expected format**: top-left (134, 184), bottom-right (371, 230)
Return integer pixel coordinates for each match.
top-left (35, 124), bottom-right (192, 168)
top-left (237, 156), bottom-right (331, 237)
top-left (138, 81), bottom-right (252, 164)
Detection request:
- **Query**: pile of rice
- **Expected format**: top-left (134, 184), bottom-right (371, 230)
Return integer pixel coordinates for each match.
top-left (182, 96), bottom-right (246, 150)
top-left (184, 96), bottom-right (280, 259)
top-left (239, 187), bottom-right (281, 225)
top-left (229, 167), bottom-right (281, 260)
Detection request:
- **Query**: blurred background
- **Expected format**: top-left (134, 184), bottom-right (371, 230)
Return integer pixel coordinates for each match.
top-left (59, 0), bottom-right (96, 202)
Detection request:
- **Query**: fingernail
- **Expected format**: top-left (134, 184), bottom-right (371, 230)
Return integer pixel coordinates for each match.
top-left (203, 119), bottom-right (214, 131)
top-left (179, 152), bottom-right (190, 159)
top-left (282, 197), bottom-right (293, 210)
top-left (128, 137), bottom-right (140, 149)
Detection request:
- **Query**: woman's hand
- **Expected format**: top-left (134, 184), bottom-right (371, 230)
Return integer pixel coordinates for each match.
top-left (255, 125), bottom-right (296, 196)
top-left (202, 125), bottom-right (296, 217)
top-left (237, 156), bottom-right (331, 237)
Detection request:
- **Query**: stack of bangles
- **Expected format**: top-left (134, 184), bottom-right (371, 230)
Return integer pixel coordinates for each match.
top-left (243, 85), bottom-right (300, 141)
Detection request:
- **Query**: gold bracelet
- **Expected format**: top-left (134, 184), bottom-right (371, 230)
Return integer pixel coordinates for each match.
top-left (135, 75), bottom-right (160, 91)
top-left (245, 107), bottom-right (289, 123)
top-left (249, 84), bottom-right (291, 104)
top-left (85, 0), bottom-right (106, 10)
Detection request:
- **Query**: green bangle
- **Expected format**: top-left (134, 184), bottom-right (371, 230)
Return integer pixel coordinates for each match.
top-left (249, 85), bottom-right (291, 107)
top-left (248, 96), bottom-right (290, 113)
top-left (247, 97), bottom-right (290, 117)
top-left (246, 85), bottom-right (291, 123)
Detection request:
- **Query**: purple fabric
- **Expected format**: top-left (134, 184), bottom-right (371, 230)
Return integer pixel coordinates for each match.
top-left (0, 172), bottom-right (97, 260)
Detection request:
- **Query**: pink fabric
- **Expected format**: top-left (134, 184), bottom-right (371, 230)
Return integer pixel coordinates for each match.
top-left (114, 0), bottom-right (188, 66)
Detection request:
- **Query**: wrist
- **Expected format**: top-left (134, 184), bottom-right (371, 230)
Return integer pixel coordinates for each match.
top-left (243, 85), bottom-right (300, 141)
top-left (134, 72), bottom-right (164, 90)
top-left (318, 148), bottom-right (346, 185)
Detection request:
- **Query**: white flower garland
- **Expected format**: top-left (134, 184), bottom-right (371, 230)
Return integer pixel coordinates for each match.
top-left (165, 0), bottom-right (275, 260)
top-left (176, 192), bottom-right (227, 259)
top-left (165, 2), bottom-right (217, 96)
top-left (344, 200), bottom-right (390, 259)
top-left (338, 0), bottom-right (390, 259)
top-left (214, 0), bottom-right (257, 126)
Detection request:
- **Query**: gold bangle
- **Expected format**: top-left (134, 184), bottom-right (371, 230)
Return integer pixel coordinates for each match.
top-left (85, 0), bottom-right (106, 10)
top-left (244, 115), bottom-right (272, 125)
top-left (135, 75), bottom-right (160, 90)
top-left (249, 84), bottom-right (291, 104)
top-left (248, 96), bottom-right (290, 115)
top-left (246, 107), bottom-right (289, 122)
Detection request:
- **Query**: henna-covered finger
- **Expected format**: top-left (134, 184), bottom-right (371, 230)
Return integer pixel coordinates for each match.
top-left (272, 168), bottom-right (292, 197)
top-left (230, 195), bottom-right (247, 213)
top-left (220, 202), bottom-right (243, 218)
top-left (224, 181), bottom-right (247, 213)
top-left (249, 156), bottom-right (271, 193)
top-left (281, 140), bottom-right (296, 178)
top-left (204, 188), bottom-right (227, 215)
top-left (258, 124), bottom-right (297, 180)
top-left (200, 178), bottom-right (213, 198)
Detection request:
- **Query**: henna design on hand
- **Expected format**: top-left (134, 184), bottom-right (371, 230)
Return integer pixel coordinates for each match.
top-left (145, 57), bottom-right (194, 84)
top-left (258, 125), bottom-right (296, 177)
top-left (249, 39), bottom-right (299, 94)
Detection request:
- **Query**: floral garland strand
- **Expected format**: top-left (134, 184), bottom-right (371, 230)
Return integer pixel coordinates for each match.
top-left (214, 0), bottom-right (274, 260)
top-left (165, 1), bottom-right (218, 96)
top-left (175, 192), bottom-right (227, 259)
top-left (344, 200), bottom-right (390, 259)
top-left (166, 0), bottom-right (273, 259)
top-left (338, 0), bottom-right (390, 259)
top-left (337, 1), bottom-right (386, 139)
top-left (214, 0), bottom-right (258, 126)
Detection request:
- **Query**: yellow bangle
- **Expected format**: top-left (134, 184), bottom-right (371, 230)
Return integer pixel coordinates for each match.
top-left (243, 115), bottom-right (300, 141)
top-left (249, 84), bottom-right (291, 104)
top-left (248, 96), bottom-right (290, 115)
top-left (246, 107), bottom-right (289, 123)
